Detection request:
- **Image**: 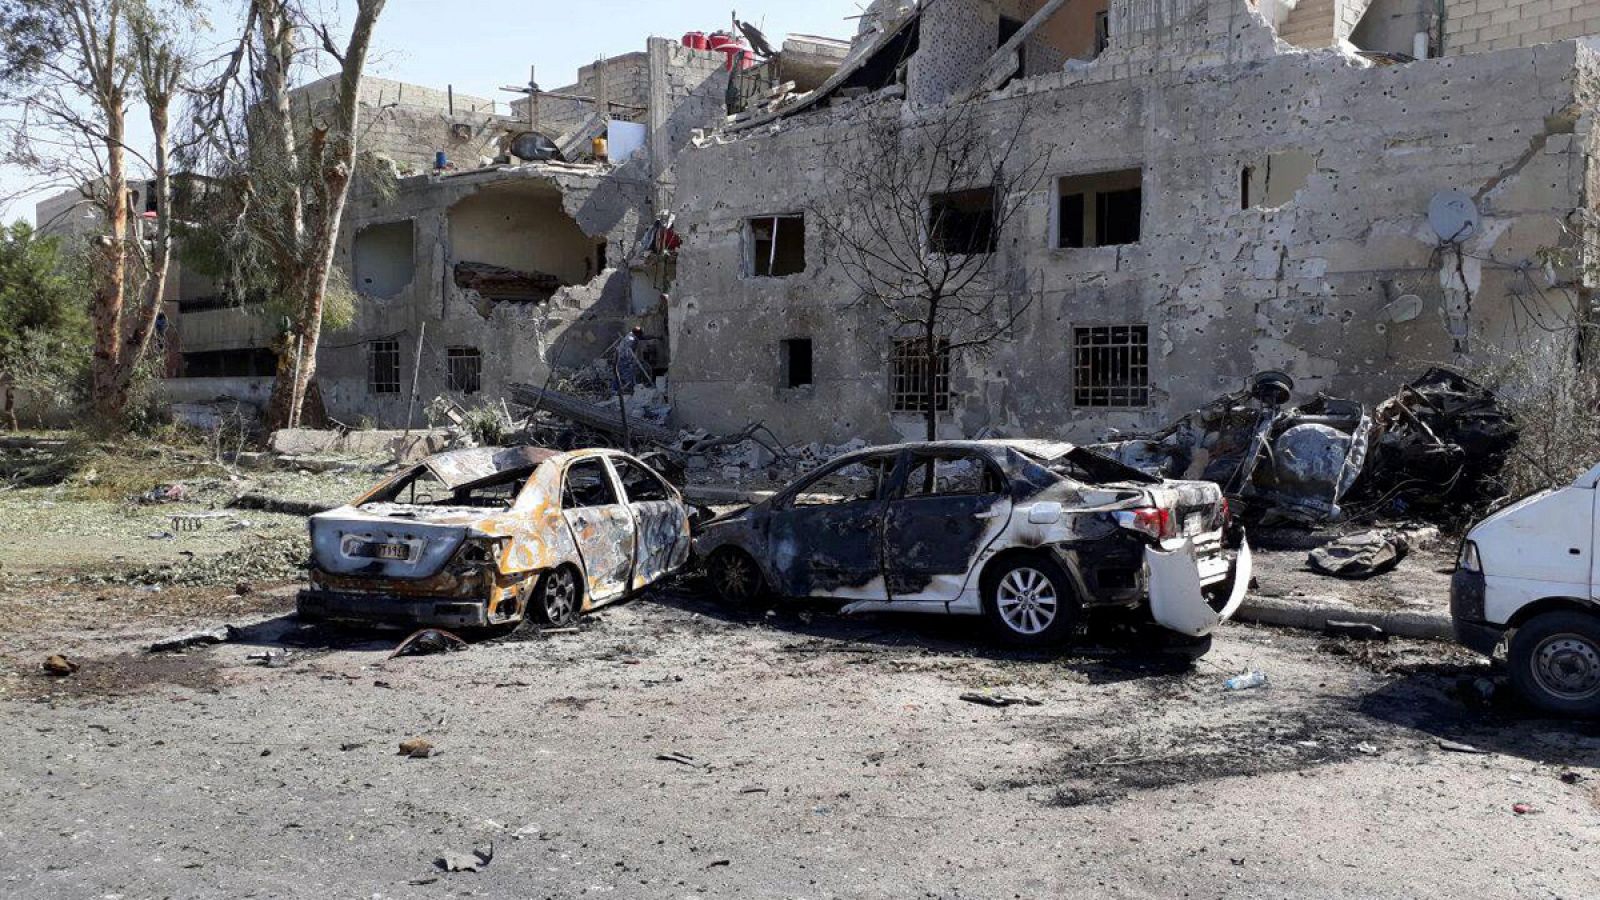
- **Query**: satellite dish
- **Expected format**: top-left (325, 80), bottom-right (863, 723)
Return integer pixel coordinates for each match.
top-left (1428, 190), bottom-right (1480, 243)
top-left (1385, 294), bottom-right (1424, 323)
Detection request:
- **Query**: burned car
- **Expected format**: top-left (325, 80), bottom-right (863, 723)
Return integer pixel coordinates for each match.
top-left (298, 446), bottom-right (691, 629)
top-left (694, 440), bottom-right (1251, 648)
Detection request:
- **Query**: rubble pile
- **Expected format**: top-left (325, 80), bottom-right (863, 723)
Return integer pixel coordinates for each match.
top-left (1095, 368), bottom-right (1519, 527)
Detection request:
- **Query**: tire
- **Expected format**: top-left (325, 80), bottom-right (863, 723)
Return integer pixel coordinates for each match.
top-left (982, 554), bottom-right (1080, 647)
top-left (533, 565), bottom-right (583, 627)
top-left (1507, 610), bottom-right (1600, 717)
top-left (707, 547), bottom-right (766, 605)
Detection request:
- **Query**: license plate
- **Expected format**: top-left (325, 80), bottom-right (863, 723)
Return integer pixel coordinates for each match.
top-left (350, 540), bottom-right (410, 561)
top-left (1184, 513), bottom-right (1205, 536)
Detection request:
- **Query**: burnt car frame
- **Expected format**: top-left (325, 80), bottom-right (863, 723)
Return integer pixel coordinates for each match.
top-left (298, 446), bottom-right (691, 629)
top-left (694, 440), bottom-right (1252, 647)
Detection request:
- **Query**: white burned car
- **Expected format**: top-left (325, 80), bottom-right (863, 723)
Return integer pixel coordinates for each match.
top-left (298, 447), bottom-right (691, 629)
top-left (694, 440), bottom-right (1252, 650)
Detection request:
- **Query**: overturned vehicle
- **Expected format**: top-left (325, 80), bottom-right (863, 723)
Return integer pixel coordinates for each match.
top-left (693, 441), bottom-right (1251, 651)
top-left (1095, 368), bottom-right (1518, 526)
top-left (298, 447), bottom-right (691, 629)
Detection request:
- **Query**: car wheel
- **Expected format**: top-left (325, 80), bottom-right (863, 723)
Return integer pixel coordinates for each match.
top-left (534, 566), bottom-right (583, 627)
top-left (983, 554), bottom-right (1079, 646)
top-left (1508, 611), bottom-right (1600, 717)
top-left (708, 547), bottom-right (765, 605)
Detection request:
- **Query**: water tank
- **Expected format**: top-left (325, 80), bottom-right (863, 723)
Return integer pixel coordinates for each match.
top-left (682, 31), bottom-right (709, 50)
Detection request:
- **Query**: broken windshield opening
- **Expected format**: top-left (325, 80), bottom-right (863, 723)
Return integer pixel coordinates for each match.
top-left (1050, 447), bottom-right (1160, 485)
top-left (366, 466), bottom-right (532, 509)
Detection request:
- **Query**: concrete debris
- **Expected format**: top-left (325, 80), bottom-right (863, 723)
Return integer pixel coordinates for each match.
top-left (398, 738), bottom-right (436, 759)
top-left (41, 654), bottom-right (79, 676)
top-left (149, 625), bottom-right (237, 654)
top-left (435, 845), bottom-right (494, 873)
top-left (1308, 532), bottom-right (1410, 579)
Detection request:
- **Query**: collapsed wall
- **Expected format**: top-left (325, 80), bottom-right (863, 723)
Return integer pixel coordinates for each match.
top-left (315, 165), bottom-right (651, 424)
top-left (668, 0), bottom-right (1600, 444)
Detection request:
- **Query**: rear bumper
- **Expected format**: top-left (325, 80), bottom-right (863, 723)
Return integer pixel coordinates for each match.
top-left (297, 589), bottom-right (491, 629)
top-left (1145, 536), bottom-right (1253, 637)
top-left (1450, 568), bottom-right (1503, 656)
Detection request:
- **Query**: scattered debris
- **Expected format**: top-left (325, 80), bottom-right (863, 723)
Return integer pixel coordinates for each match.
top-left (41, 654), bottom-right (79, 676)
top-left (140, 483), bottom-right (188, 504)
top-left (1512, 802), bottom-right (1535, 815)
top-left (246, 650), bottom-right (290, 668)
top-left (149, 625), bottom-right (236, 654)
top-left (399, 738), bottom-right (435, 759)
top-left (1436, 739), bottom-right (1490, 755)
top-left (435, 845), bottom-right (494, 873)
top-left (959, 692), bottom-right (1043, 708)
top-left (1355, 742), bottom-right (1379, 755)
top-left (1308, 532), bottom-right (1410, 579)
top-left (389, 628), bottom-right (471, 659)
top-left (705, 859), bottom-right (731, 869)
top-left (1560, 771), bottom-right (1585, 785)
top-left (1223, 670), bottom-right (1269, 691)
top-left (1324, 620), bottom-right (1387, 640)
top-left (656, 751), bottom-right (705, 768)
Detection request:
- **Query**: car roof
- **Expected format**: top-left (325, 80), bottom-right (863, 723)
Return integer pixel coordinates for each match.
top-left (834, 439), bottom-right (1077, 462)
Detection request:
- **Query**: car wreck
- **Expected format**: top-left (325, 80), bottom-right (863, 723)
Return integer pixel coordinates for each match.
top-left (298, 446), bottom-right (691, 629)
top-left (1094, 368), bottom-right (1518, 526)
top-left (693, 440), bottom-right (1251, 650)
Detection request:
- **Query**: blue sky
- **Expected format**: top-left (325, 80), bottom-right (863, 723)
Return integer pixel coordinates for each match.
top-left (1, 0), bottom-right (867, 222)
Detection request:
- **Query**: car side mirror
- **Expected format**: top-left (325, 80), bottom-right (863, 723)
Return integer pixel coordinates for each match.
top-left (1028, 502), bottom-right (1063, 525)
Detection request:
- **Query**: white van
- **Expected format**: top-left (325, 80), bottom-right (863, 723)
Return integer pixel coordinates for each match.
top-left (1452, 460), bottom-right (1600, 715)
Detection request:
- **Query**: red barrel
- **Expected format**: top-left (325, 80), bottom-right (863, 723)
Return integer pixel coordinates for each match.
top-left (681, 31), bottom-right (708, 50)
top-left (706, 31), bottom-right (738, 52)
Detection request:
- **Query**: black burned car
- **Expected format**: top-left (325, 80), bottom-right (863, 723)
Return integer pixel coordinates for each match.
top-left (693, 440), bottom-right (1251, 648)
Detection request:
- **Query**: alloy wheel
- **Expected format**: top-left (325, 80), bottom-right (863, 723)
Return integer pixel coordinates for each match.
top-left (996, 566), bottom-right (1058, 635)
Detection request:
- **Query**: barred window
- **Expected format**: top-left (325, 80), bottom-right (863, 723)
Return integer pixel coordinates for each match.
top-left (890, 338), bottom-right (951, 413)
top-left (446, 346), bottom-right (482, 394)
top-left (367, 339), bottom-right (400, 395)
top-left (1073, 325), bottom-right (1149, 408)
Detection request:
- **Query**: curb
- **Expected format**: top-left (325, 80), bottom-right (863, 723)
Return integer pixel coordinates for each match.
top-left (1235, 595), bottom-right (1453, 641)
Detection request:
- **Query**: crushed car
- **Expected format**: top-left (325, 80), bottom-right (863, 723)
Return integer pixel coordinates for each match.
top-left (298, 446), bottom-right (691, 629)
top-left (1095, 368), bottom-right (1517, 526)
top-left (693, 440), bottom-right (1251, 650)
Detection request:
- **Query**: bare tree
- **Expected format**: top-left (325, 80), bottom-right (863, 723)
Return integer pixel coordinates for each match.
top-left (0, 0), bottom-right (196, 422)
top-left (809, 100), bottom-right (1051, 440)
top-left (186, 0), bottom-right (386, 429)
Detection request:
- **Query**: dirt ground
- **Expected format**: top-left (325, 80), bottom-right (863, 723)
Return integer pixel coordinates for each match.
top-left (2, 451), bottom-right (1595, 898)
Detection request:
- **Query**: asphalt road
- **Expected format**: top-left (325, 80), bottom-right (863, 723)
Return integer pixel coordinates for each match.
top-left (3, 582), bottom-right (1598, 899)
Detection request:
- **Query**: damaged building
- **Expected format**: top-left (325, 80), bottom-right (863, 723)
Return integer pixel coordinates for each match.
top-left (667, 0), bottom-right (1600, 444)
top-left (132, 39), bottom-right (752, 425)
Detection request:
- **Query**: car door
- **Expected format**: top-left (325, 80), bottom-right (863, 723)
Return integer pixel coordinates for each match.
top-left (767, 452), bottom-right (899, 599)
top-left (882, 450), bottom-right (1013, 604)
top-left (561, 457), bottom-right (637, 604)
top-left (613, 455), bottom-right (690, 590)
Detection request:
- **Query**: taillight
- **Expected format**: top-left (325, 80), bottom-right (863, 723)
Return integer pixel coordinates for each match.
top-left (1216, 498), bottom-right (1231, 526)
top-left (1117, 506), bottom-right (1176, 540)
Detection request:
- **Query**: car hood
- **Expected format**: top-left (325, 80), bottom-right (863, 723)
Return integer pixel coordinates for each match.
top-left (309, 504), bottom-right (483, 580)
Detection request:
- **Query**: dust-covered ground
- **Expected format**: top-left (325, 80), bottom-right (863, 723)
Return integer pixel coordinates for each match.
top-left (3, 575), bottom-right (1598, 899)
top-left (2, 442), bottom-right (1594, 898)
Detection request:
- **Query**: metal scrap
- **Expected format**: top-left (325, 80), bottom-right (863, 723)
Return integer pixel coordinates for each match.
top-left (389, 628), bottom-right (471, 659)
top-left (1095, 368), bottom-right (1517, 526)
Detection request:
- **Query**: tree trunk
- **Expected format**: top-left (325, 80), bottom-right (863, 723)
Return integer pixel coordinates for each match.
top-left (923, 301), bottom-right (940, 443)
top-left (90, 103), bottom-right (130, 422)
top-left (121, 98), bottom-right (173, 386)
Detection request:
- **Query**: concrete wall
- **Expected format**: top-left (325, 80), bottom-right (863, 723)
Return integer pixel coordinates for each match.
top-left (669, 0), bottom-right (1598, 446)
